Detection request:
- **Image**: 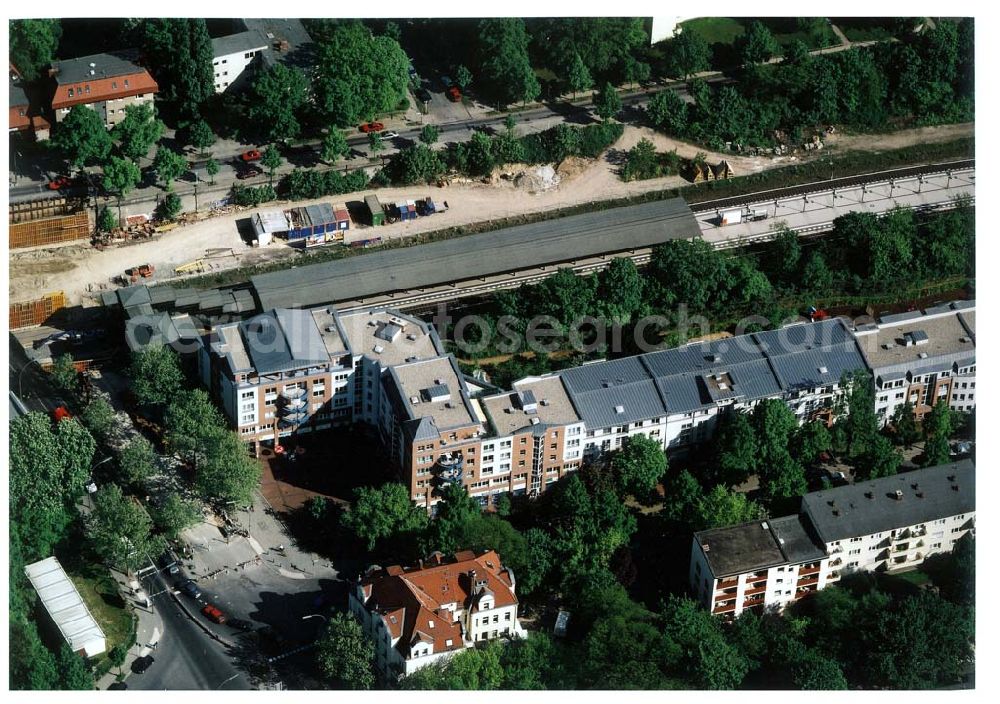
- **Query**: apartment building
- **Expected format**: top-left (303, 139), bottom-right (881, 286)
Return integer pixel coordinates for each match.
top-left (349, 550), bottom-right (526, 680)
top-left (690, 460), bottom-right (975, 619)
top-left (801, 460), bottom-right (975, 577)
top-left (198, 308), bottom-right (355, 446)
top-left (209, 18), bottom-right (315, 93)
top-left (853, 301), bottom-right (976, 422)
top-left (690, 515), bottom-right (830, 619)
top-left (49, 52), bottom-right (158, 128)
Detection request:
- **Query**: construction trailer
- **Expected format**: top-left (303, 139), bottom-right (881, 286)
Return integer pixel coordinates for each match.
top-left (24, 556), bottom-right (107, 658)
top-left (251, 210), bottom-right (290, 247)
top-left (285, 203), bottom-right (346, 247)
top-left (364, 194), bottom-right (385, 226)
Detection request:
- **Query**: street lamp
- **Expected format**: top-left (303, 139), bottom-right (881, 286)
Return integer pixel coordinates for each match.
top-left (17, 355), bottom-right (42, 398)
top-left (302, 614), bottom-right (328, 624)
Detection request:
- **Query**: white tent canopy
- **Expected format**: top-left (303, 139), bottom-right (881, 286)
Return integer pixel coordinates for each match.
top-left (24, 556), bottom-right (107, 658)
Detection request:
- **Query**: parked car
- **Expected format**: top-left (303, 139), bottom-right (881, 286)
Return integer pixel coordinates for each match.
top-left (47, 175), bottom-right (73, 190)
top-left (440, 75), bottom-right (453, 89)
top-left (131, 655), bottom-right (155, 674)
top-left (178, 579), bottom-right (202, 600)
top-left (380, 131), bottom-right (399, 140)
top-left (447, 85), bottom-right (462, 102)
top-left (158, 552), bottom-right (180, 576)
top-left (829, 470), bottom-right (849, 486)
top-left (202, 604), bottom-right (227, 624)
top-left (359, 121), bottom-right (385, 133)
top-left (241, 149), bottom-right (262, 162)
top-left (236, 165), bottom-right (263, 180)
top-left (415, 88), bottom-right (432, 103)
top-left (107, 682), bottom-right (128, 690)
top-left (228, 618), bottom-right (254, 631)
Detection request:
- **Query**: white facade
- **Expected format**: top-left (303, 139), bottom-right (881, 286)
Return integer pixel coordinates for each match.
top-left (212, 46), bottom-right (266, 93)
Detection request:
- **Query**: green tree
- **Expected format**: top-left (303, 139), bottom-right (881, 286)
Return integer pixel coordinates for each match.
top-left (261, 144), bottom-right (283, 185)
top-left (419, 124), bottom-right (440, 146)
top-left (620, 138), bottom-right (662, 181)
top-left (50, 106), bottom-right (113, 168)
top-left (57, 644), bottom-right (94, 690)
top-left (117, 436), bottom-right (157, 486)
top-left (368, 130), bottom-right (385, 164)
top-left (321, 129), bottom-right (350, 163)
top-left (152, 146), bottom-right (188, 190)
top-left (922, 399), bottom-right (953, 467)
top-left (391, 144), bottom-right (446, 184)
top-left (477, 18), bottom-right (540, 106)
top-left (128, 346), bottom-right (184, 407)
top-left (186, 118), bottom-right (215, 152)
top-left (341, 483), bottom-right (428, 552)
top-left (314, 23), bottom-right (410, 126)
top-left (622, 56), bottom-right (651, 89)
top-left (86, 483), bottom-right (165, 573)
top-left (49, 353), bottom-right (79, 392)
top-left (791, 649), bottom-right (849, 689)
top-left (710, 411), bottom-right (758, 488)
top-left (205, 157), bottom-right (219, 185)
top-left (836, 369), bottom-right (880, 460)
top-left (661, 595), bottom-right (749, 689)
top-left (455, 64), bottom-right (474, 92)
top-left (645, 89), bottom-right (688, 136)
top-left (248, 63), bottom-right (310, 142)
top-left (102, 156), bottom-right (141, 201)
top-left (739, 21), bottom-right (779, 66)
top-left (610, 435), bottom-right (667, 497)
top-left (108, 644), bottom-right (129, 678)
top-left (566, 53), bottom-right (593, 98)
top-left (97, 207), bottom-right (117, 233)
top-left (800, 251), bottom-right (834, 295)
top-left (889, 402), bottom-right (920, 447)
top-left (465, 131), bottom-right (495, 176)
top-left (9, 19), bottom-right (61, 81)
top-left (9, 617), bottom-right (60, 689)
top-left (663, 29), bottom-right (711, 79)
top-left (137, 19), bottom-right (214, 119)
top-left (401, 640), bottom-right (504, 689)
top-left (751, 399), bottom-right (806, 505)
top-left (696, 485), bottom-right (765, 530)
top-left (790, 421), bottom-right (831, 467)
top-left (315, 613), bottom-right (375, 689)
top-left (594, 81), bottom-right (622, 121)
top-left (113, 103), bottom-right (165, 163)
top-left (155, 193), bottom-right (182, 221)
top-left (81, 397), bottom-right (117, 442)
top-left (597, 257), bottom-right (644, 323)
top-left (855, 434), bottom-right (901, 481)
top-left (661, 468), bottom-right (703, 523)
top-left (769, 226), bottom-right (802, 288)
top-left (152, 492), bottom-right (201, 539)
top-left (194, 429), bottom-right (261, 505)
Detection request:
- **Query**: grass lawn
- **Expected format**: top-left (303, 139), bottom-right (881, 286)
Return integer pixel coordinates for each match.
top-left (893, 569), bottom-right (932, 587)
top-left (70, 571), bottom-right (135, 650)
top-left (680, 17), bottom-right (745, 46)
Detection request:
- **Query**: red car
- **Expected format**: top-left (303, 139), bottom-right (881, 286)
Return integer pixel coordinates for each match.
top-left (241, 149), bottom-right (262, 162)
top-left (359, 121), bottom-right (385, 133)
top-left (47, 175), bottom-right (73, 190)
top-left (447, 86), bottom-right (462, 102)
top-left (52, 405), bottom-right (74, 423)
top-left (201, 604), bottom-right (227, 624)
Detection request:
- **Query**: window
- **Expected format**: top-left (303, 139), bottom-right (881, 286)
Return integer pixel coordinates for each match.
top-left (505, 612), bottom-right (511, 621)
top-left (848, 549), bottom-right (861, 556)
top-left (68, 88), bottom-right (74, 97)
top-left (124, 79), bottom-right (129, 87)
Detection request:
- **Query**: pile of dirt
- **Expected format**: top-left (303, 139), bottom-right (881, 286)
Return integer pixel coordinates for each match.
top-left (556, 156), bottom-right (590, 182)
top-left (514, 164), bottom-right (560, 193)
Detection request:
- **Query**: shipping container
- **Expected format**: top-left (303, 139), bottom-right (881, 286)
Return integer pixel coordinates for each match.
top-left (365, 195), bottom-right (385, 226)
top-left (720, 209), bottom-right (743, 226)
top-left (9, 292), bottom-right (67, 329)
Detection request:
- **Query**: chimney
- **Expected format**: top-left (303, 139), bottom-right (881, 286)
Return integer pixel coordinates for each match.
top-left (469, 569), bottom-right (477, 592)
top-left (893, 490), bottom-right (903, 500)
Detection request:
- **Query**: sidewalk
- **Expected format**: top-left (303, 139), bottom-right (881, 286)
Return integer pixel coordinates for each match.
top-left (94, 567), bottom-right (164, 689)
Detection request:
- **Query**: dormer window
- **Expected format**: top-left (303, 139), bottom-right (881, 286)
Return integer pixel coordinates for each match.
top-left (124, 79), bottom-right (130, 87)
top-left (68, 88), bottom-right (74, 97)
top-left (112, 81), bottom-right (117, 89)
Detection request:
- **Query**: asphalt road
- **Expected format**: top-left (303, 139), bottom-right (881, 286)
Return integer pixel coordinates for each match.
top-left (8, 334), bottom-right (61, 414)
top-left (127, 567), bottom-right (252, 691)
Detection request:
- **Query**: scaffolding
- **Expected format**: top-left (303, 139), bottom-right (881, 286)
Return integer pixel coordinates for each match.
top-left (9, 291), bottom-right (67, 329)
top-left (9, 211), bottom-right (91, 249)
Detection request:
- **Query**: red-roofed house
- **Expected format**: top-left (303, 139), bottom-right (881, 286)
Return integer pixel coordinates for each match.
top-left (349, 549), bottom-right (526, 680)
top-left (49, 52), bottom-right (158, 129)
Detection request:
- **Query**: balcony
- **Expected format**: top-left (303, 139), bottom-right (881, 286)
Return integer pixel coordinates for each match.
top-left (717, 578), bottom-right (739, 590)
top-left (798, 565), bottom-right (821, 577)
top-left (796, 576), bottom-right (820, 588)
top-left (282, 387), bottom-right (306, 399)
top-left (712, 602), bottom-right (737, 615)
top-left (437, 452), bottom-right (463, 470)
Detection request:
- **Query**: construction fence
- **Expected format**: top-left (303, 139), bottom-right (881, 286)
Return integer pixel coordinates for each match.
top-left (9, 211), bottom-right (91, 250)
top-left (9, 292), bottom-right (67, 330)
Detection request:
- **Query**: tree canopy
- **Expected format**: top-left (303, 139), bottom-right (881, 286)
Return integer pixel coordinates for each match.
top-left (50, 106), bottom-right (113, 168)
top-left (477, 19), bottom-right (540, 106)
top-left (248, 64), bottom-right (310, 142)
top-left (128, 346), bottom-right (184, 406)
top-left (9, 19), bottom-right (61, 81)
top-left (113, 103), bottom-right (165, 162)
top-left (315, 613), bottom-right (375, 689)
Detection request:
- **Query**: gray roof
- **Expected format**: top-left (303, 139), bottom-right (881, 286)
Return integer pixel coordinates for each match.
top-left (768, 515), bottom-right (827, 565)
top-left (641, 336), bottom-right (781, 415)
top-left (752, 319), bottom-right (869, 391)
top-left (211, 30), bottom-right (268, 58)
top-left (10, 80), bottom-right (28, 108)
top-left (51, 51), bottom-right (145, 84)
top-left (251, 198), bottom-right (700, 311)
top-left (560, 357), bottom-right (666, 428)
top-left (125, 312), bottom-right (201, 352)
top-left (243, 18), bottom-right (316, 71)
top-left (238, 309), bottom-right (330, 374)
top-left (695, 520), bottom-right (788, 578)
top-left (801, 460), bottom-right (975, 544)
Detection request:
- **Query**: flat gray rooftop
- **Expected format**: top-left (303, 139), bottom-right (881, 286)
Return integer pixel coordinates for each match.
top-left (801, 460), bottom-right (975, 544)
top-left (251, 198), bottom-right (700, 311)
top-left (695, 520), bottom-right (788, 579)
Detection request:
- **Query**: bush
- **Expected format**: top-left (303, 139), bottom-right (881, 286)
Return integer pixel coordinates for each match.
top-left (278, 168), bottom-right (369, 201)
top-left (155, 193), bottom-right (182, 221)
top-left (230, 184), bottom-right (278, 207)
top-left (97, 207), bottom-right (117, 233)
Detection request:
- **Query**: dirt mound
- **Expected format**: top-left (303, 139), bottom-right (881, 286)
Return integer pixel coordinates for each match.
top-left (556, 156), bottom-right (590, 182)
top-left (492, 162), bottom-right (562, 194)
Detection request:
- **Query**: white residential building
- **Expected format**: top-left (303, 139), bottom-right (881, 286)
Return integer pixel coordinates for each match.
top-left (348, 550), bottom-right (526, 681)
top-left (691, 460), bottom-right (975, 619)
